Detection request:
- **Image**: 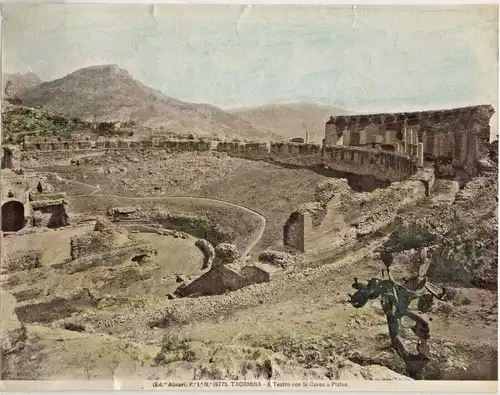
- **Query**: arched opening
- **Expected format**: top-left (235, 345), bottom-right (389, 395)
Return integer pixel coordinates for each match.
top-left (2, 201), bottom-right (25, 232)
top-left (380, 144), bottom-right (397, 152)
top-left (1, 147), bottom-right (14, 169)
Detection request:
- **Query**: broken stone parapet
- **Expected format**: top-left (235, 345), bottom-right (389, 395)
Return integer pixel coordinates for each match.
top-left (212, 243), bottom-right (240, 269)
top-left (195, 239), bottom-right (215, 269)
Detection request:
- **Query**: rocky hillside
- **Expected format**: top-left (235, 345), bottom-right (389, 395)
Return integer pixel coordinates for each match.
top-left (3, 72), bottom-right (43, 97)
top-left (229, 102), bottom-right (350, 143)
top-left (14, 65), bottom-right (282, 141)
top-left (1, 103), bottom-right (95, 143)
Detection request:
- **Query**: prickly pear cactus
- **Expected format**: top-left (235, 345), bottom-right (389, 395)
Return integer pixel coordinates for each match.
top-left (347, 251), bottom-right (448, 379)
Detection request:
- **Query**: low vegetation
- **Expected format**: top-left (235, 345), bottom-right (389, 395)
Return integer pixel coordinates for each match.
top-left (2, 103), bottom-right (92, 143)
top-left (153, 334), bottom-right (196, 365)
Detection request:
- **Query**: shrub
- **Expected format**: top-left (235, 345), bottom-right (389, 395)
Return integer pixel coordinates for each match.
top-left (160, 334), bottom-right (190, 353)
top-left (153, 334), bottom-right (195, 365)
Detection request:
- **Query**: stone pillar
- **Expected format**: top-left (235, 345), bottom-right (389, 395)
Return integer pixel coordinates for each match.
top-left (417, 142), bottom-right (424, 166)
top-left (303, 213), bottom-right (313, 253)
top-left (403, 126), bottom-right (408, 154)
top-left (465, 129), bottom-right (479, 177)
top-left (384, 130), bottom-right (392, 144)
top-left (283, 212), bottom-right (313, 253)
top-left (433, 133), bottom-right (440, 158)
top-left (460, 131), bottom-right (468, 165)
top-left (305, 131), bottom-right (309, 144)
top-left (343, 130), bottom-right (351, 146)
top-left (359, 130), bottom-right (367, 145)
top-left (324, 124), bottom-right (338, 146)
top-left (407, 127), bottom-right (413, 155)
top-left (421, 131), bottom-right (427, 157)
top-left (412, 131), bottom-right (418, 156)
top-left (408, 128), bottom-right (413, 155)
top-left (448, 131), bottom-right (455, 164)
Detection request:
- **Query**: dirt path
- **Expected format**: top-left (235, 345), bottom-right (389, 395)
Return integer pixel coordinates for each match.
top-left (38, 172), bottom-right (267, 259)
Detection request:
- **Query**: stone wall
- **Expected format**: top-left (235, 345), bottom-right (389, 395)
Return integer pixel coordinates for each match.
top-left (176, 265), bottom-right (250, 297)
top-left (283, 168), bottom-right (435, 254)
top-left (150, 211), bottom-right (235, 247)
top-left (239, 265), bottom-right (271, 283)
top-left (1, 146), bottom-right (21, 170)
top-left (176, 262), bottom-right (271, 297)
top-left (322, 146), bottom-right (416, 182)
top-left (325, 105), bottom-right (494, 146)
top-left (269, 142), bottom-right (324, 167)
top-left (194, 239), bottom-right (215, 269)
top-left (22, 136), bottom-right (212, 152)
top-left (268, 143), bottom-right (415, 182)
top-left (70, 218), bottom-right (130, 260)
top-left (1, 172), bottom-right (29, 205)
top-left (325, 105), bottom-right (495, 176)
top-left (31, 201), bottom-right (69, 228)
top-left (66, 243), bottom-right (149, 273)
top-left (3, 249), bottom-right (42, 273)
top-left (216, 141), bottom-right (269, 159)
top-left (20, 136), bottom-right (418, 182)
top-left (283, 211), bottom-right (313, 253)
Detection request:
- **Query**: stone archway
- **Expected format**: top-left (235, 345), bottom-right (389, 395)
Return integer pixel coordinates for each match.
top-left (2, 201), bottom-right (25, 232)
top-left (1, 147), bottom-right (14, 169)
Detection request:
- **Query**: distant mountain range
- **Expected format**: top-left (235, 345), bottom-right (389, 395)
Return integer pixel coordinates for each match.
top-left (3, 65), bottom-right (349, 141)
top-left (3, 72), bottom-right (43, 97)
top-left (229, 102), bottom-right (350, 143)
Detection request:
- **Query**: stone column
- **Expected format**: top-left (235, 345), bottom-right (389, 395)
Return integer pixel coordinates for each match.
top-left (465, 129), bottom-right (479, 178)
top-left (325, 124), bottom-right (338, 146)
top-left (384, 130), bottom-right (392, 144)
top-left (433, 133), bottom-right (440, 158)
top-left (412, 131), bottom-right (418, 156)
top-left (407, 128), bottom-right (413, 155)
top-left (459, 131), bottom-right (468, 165)
top-left (359, 129), bottom-right (367, 145)
top-left (403, 126), bottom-right (408, 154)
top-left (343, 130), bottom-right (351, 146)
top-left (407, 127), bottom-right (413, 155)
top-left (417, 142), bottom-right (424, 166)
top-left (449, 131), bottom-right (456, 165)
top-left (421, 131), bottom-right (427, 157)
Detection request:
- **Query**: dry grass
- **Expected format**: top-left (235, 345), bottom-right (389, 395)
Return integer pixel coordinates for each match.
top-left (1, 225), bottom-right (93, 267)
top-left (188, 161), bottom-right (329, 253)
top-left (31, 152), bottom-right (329, 254)
top-left (132, 232), bottom-right (203, 276)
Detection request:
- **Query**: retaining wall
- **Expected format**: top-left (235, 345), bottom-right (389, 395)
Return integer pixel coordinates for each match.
top-left (20, 136), bottom-right (417, 182)
top-left (283, 168), bottom-right (435, 254)
top-left (22, 137), bottom-right (212, 152)
top-left (270, 142), bottom-right (323, 167)
top-left (216, 141), bottom-right (269, 159)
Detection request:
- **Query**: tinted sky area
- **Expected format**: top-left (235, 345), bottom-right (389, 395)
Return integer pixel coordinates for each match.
top-left (2, 4), bottom-right (498, 119)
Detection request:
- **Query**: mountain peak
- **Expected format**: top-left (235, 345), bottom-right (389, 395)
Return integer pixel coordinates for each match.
top-left (11, 64), bottom-right (279, 141)
top-left (67, 64), bottom-right (131, 79)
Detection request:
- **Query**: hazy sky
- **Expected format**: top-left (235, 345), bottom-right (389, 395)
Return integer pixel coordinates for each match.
top-left (2, 4), bottom-right (498, 117)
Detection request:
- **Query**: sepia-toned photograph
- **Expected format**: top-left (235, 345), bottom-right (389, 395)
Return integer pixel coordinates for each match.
top-left (0, 3), bottom-right (498, 391)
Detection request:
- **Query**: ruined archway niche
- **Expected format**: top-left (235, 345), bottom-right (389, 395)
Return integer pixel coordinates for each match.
top-left (1, 147), bottom-right (14, 169)
top-left (1, 201), bottom-right (25, 232)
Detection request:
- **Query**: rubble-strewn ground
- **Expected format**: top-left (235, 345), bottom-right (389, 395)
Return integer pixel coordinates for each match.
top-left (25, 150), bottom-right (330, 253)
top-left (2, 148), bottom-right (498, 382)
